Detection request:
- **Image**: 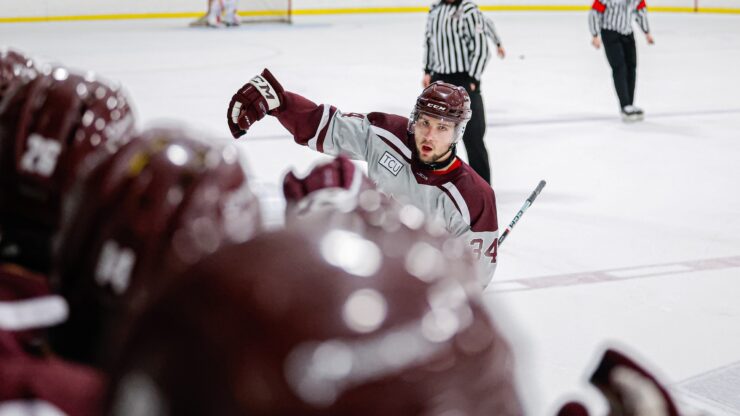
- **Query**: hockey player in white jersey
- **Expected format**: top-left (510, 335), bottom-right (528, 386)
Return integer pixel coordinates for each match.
top-left (227, 69), bottom-right (499, 287)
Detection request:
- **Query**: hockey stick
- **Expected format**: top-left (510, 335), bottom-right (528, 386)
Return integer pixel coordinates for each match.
top-left (498, 180), bottom-right (546, 246)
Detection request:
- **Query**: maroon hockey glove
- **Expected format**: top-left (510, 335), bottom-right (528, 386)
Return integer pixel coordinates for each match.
top-left (557, 402), bottom-right (589, 416)
top-left (283, 156), bottom-right (362, 202)
top-left (591, 349), bottom-right (680, 416)
top-left (557, 349), bottom-right (682, 416)
top-left (227, 68), bottom-right (284, 139)
top-left (283, 156), bottom-right (379, 216)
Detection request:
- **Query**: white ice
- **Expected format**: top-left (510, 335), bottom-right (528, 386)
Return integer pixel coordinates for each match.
top-left (2, 11), bottom-right (739, 415)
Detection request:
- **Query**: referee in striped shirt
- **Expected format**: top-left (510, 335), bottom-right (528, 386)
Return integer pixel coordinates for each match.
top-left (423, 0), bottom-right (505, 184)
top-left (589, 0), bottom-right (655, 121)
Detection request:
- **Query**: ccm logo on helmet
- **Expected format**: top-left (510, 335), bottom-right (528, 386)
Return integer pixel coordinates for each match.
top-left (426, 103), bottom-right (447, 111)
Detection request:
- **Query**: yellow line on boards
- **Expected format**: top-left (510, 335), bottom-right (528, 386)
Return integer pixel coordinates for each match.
top-left (237, 10), bottom-right (293, 17)
top-left (1, 4), bottom-right (740, 24)
top-left (650, 6), bottom-right (695, 12)
top-left (696, 7), bottom-right (740, 13)
top-left (480, 5), bottom-right (588, 11)
top-left (292, 6), bottom-right (430, 15)
top-left (0, 12), bottom-right (202, 23)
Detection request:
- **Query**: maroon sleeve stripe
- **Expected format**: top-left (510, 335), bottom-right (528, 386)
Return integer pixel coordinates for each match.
top-left (375, 134), bottom-right (413, 163)
top-left (448, 171), bottom-right (499, 233)
top-left (437, 184), bottom-right (462, 215)
top-left (316, 106), bottom-right (337, 153)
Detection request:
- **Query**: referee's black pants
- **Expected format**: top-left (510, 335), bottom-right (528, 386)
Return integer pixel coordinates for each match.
top-left (431, 72), bottom-right (490, 184)
top-left (601, 29), bottom-right (637, 109)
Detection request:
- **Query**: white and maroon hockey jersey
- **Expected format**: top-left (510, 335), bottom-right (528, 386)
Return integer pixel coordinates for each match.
top-left (0, 263), bottom-right (105, 416)
top-left (273, 92), bottom-right (499, 287)
top-left (0, 264), bottom-right (67, 355)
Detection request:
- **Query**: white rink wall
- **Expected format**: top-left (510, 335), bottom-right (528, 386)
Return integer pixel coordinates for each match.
top-left (1, 0), bottom-right (739, 21)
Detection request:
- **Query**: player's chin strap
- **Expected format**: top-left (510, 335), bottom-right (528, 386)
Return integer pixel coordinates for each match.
top-left (414, 142), bottom-right (457, 171)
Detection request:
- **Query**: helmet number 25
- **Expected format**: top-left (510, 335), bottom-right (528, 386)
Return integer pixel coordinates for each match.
top-left (20, 134), bottom-right (62, 177)
top-left (469, 238), bottom-right (498, 263)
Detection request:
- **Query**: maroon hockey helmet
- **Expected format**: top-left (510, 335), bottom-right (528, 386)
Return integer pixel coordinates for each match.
top-left (49, 126), bottom-right (262, 368)
top-left (0, 48), bottom-right (35, 102)
top-left (0, 67), bottom-right (135, 272)
top-left (108, 198), bottom-right (522, 415)
top-left (409, 81), bottom-right (472, 143)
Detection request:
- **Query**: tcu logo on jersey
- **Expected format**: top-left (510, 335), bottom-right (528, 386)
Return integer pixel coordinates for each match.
top-left (379, 152), bottom-right (403, 176)
top-left (19, 133), bottom-right (62, 177)
top-left (95, 240), bottom-right (136, 295)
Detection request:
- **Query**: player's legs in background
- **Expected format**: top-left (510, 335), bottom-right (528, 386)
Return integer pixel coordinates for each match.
top-left (189, 0), bottom-right (213, 26)
top-left (623, 33), bottom-right (638, 106)
top-left (223, 0), bottom-right (239, 26)
top-left (463, 90), bottom-right (491, 183)
top-left (601, 29), bottom-right (631, 110)
top-left (431, 72), bottom-right (491, 183)
top-left (207, 0), bottom-right (224, 27)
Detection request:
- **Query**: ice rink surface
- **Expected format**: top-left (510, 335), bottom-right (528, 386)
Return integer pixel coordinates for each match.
top-left (2, 10), bottom-right (739, 414)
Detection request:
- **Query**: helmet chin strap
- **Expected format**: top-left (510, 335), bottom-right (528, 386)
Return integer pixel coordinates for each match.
top-left (415, 142), bottom-right (457, 171)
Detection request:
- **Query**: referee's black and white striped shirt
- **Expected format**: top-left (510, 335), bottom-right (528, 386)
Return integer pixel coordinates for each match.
top-left (589, 0), bottom-right (650, 37)
top-left (423, 0), bottom-right (501, 81)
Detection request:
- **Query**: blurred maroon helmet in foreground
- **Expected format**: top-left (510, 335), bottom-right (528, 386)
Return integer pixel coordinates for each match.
top-left (109, 187), bottom-right (522, 415)
top-left (49, 127), bottom-right (261, 368)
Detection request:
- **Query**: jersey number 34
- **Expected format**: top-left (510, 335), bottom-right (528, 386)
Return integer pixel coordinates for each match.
top-left (470, 238), bottom-right (498, 263)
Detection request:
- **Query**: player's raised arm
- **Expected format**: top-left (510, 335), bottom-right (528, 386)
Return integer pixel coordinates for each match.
top-left (227, 68), bottom-right (371, 160)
